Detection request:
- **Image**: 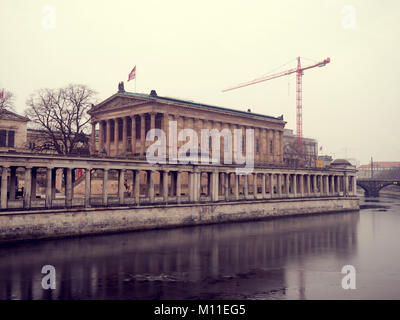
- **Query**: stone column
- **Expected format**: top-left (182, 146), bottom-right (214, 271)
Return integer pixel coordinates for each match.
top-left (114, 118), bottom-right (119, 156)
top-left (336, 176), bottom-right (340, 195)
top-left (244, 174), bottom-right (249, 199)
top-left (9, 167), bottom-right (16, 201)
top-left (150, 112), bottom-right (156, 140)
top-left (188, 172), bottom-right (194, 202)
top-left (320, 175), bottom-right (324, 195)
top-left (285, 174), bottom-right (290, 197)
top-left (162, 113), bottom-right (169, 159)
top-left (103, 168), bottom-right (108, 206)
top-left (212, 171), bottom-right (219, 202)
top-left (325, 175), bottom-right (329, 196)
top-left (176, 171), bottom-right (181, 203)
top-left (307, 175), bottom-right (311, 196)
top-left (255, 127), bottom-right (260, 163)
top-left (353, 175), bottom-right (357, 196)
top-left (1, 166), bottom-right (8, 209)
top-left (234, 174), bottom-right (239, 200)
top-left (85, 168), bottom-right (91, 208)
top-left (131, 116), bottom-right (136, 154)
top-left (66, 168), bottom-right (73, 207)
top-left (90, 122), bottom-right (96, 154)
top-left (46, 167), bottom-right (53, 208)
top-left (24, 167), bottom-right (32, 209)
top-left (344, 173), bottom-right (349, 197)
top-left (225, 172), bottom-right (229, 201)
top-left (274, 130), bottom-right (279, 163)
top-left (262, 173), bottom-right (266, 198)
top-left (140, 114), bottom-right (146, 155)
top-left (149, 170), bottom-right (155, 203)
top-left (122, 117), bottom-right (127, 154)
top-left (300, 174), bottom-right (304, 197)
top-left (119, 169), bottom-right (125, 205)
top-left (279, 130), bottom-right (284, 163)
top-left (106, 119), bottom-right (111, 155)
top-left (312, 175), bottom-right (317, 195)
top-left (293, 174), bottom-right (297, 197)
top-left (163, 170), bottom-right (169, 203)
top-left (99, 121), bottom-right (104, 153)
top-left (196, 172), bottom-right (201, 202)
top-left (134, 170), bottom-right (140, 204)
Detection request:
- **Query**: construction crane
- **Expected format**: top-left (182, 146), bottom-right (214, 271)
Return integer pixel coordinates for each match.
top-left (222, 56), bottom-right (330, 160)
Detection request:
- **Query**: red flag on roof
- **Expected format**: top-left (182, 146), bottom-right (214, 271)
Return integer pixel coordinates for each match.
top-left (128, 66), bottom-right (136, 81)
top-left (0, 89), bottom-right (4, 99)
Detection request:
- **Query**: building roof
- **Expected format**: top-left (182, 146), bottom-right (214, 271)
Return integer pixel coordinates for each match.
top-left (90, 90), bottom-right (284, 122)
top-left (359, 161), bottom-right (400, 168)
top-left (331, 159), bottom-right (352, 166)
top-left (0, 109), bottom-right (29, 122)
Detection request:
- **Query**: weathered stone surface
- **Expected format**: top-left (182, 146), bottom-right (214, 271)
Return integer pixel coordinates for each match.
top-left (0, 197), bottom-right (359, 243)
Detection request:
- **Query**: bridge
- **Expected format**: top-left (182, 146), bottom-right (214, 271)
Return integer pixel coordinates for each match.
top-left (357, 179), bottom-right (400, 197)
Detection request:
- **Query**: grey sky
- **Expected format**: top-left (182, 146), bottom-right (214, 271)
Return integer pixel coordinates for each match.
top-left (1, 0), bottom-right (399, 164)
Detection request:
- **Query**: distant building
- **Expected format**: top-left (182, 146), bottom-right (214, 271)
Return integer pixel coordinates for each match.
top-left (358, 161), bottom-right (400, 179)
top-left (0, 109), bottom-right (29, 152)
top-left (283, 129), bottom-right (318, 167)
top-left (317, 155), bottom-right (333, 168)
top-left (0, 109), bottom-right (89, 155)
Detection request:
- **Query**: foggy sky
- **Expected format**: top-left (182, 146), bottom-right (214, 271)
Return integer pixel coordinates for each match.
top-left (1, 0), bottom-right (399, 164)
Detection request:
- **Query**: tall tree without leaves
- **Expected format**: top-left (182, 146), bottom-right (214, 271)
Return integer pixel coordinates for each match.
top-left (0, 90), bottom-right (15, 111)
top-left (25, 84), bottom-right (97, 155)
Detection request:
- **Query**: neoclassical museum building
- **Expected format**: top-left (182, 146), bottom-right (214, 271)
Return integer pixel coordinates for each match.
top-left (88, 86), bottom-right (286, 165)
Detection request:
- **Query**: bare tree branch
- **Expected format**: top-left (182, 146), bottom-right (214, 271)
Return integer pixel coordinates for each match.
top-left (0, 90), bottom-right (15, 111)
top-left (24, 84), bottom-right (97, 155)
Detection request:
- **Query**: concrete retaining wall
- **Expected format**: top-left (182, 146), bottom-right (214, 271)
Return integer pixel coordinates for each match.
top-left (0, 197), bottom-right (359, 243)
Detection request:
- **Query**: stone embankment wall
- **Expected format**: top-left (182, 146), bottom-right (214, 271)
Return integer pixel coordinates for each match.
top-left (0, 197), bottom-right (359, 243)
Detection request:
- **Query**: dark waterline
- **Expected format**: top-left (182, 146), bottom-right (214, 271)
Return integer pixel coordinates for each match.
top-left (1, 196), bottom-right (400, 300)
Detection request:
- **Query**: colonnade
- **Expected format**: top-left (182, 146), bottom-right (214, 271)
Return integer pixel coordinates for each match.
top-left (0, 162), bottom-right (357, 210)
top-left (90, 112), bottom-right (284, 164)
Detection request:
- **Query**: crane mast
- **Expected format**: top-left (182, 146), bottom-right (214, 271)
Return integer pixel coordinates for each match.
top-left (222, 56), bottom-right (330, 165)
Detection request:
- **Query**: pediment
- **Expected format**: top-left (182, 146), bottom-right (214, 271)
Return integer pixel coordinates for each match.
top-left (89, 94), bottom-right (149, 115)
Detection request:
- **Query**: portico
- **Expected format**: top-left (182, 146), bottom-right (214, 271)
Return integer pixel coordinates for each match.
top-left (88, 90), bottom-right (285, 165)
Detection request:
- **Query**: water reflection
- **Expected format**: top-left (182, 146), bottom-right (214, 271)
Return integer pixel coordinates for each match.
top-left (0, 211), bottom-right (359, 300)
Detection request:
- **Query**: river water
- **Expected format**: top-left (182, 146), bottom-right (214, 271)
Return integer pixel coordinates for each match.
top-left (1, 195), bottom-right (400, 300)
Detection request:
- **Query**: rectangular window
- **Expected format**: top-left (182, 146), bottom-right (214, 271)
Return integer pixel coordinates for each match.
top-left (270, 141), bottom-right (273, 154)
top-left (0, 130), bottom-right (6, 147)
top-left (256, 139), bottom-right (259, 153)
top-left (7, 130), bottom-right (15, 147)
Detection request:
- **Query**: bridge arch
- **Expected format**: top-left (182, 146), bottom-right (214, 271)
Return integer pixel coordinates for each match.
top-left (357, 180), bottom-right (400, 197)
top-left (356, 182), bottom-right (369, 195)
top-left (376, 181), bottom-right (400, 193)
